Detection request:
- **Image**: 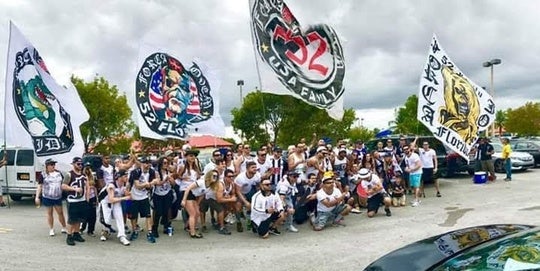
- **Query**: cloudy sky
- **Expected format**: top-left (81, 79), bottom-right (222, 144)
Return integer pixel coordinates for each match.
top-left (1, 0), bottom-right (539, 135)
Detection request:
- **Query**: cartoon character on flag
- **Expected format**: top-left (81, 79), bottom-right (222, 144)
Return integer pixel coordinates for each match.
top-left (135, 52), bottom-right (214, 139)
top-left (418, 35), bottom-right (495, 161)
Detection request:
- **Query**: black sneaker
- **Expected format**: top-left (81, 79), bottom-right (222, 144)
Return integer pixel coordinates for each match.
top-left (66, 235), bottom-right (75, 246)
top-left (72, 232), bottom-right (86, 242)
top-left (385, 208), bottom-right (392, 217)
top-left (436, 192), bottom-right (442, 197)
top-left (219, 227), bottom-right (232, 235)
top-left (152, 231), bottom-right (159, 238)
top-left (236, 222), bottom-right (243, 233)
top-left (269, 227), bottom-right (281, 236)
top-left (0, 202), bottom-right (6, 207)
top-left (147, 233), bottom-right (156, 243)
top-left (129, 231), bottom-right (139, 241)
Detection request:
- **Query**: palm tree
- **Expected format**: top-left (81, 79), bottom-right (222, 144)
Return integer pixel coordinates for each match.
top-left (495, 110), bottom-right (507, 136)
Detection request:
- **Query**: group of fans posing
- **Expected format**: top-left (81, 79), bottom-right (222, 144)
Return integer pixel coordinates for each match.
top-left (34, 136), bottom-right (439, 245)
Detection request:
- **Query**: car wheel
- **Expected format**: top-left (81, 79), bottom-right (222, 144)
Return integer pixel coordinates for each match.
top-left (438, 168), bottom-right (449, 178)
top-left (494, 160), bottom-right (504, 173)
top-left (9, 194), bottom-right (22, 201)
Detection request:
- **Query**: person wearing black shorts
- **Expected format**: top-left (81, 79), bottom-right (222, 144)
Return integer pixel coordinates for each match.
top-left (62, 157), bottom-right (89, 246)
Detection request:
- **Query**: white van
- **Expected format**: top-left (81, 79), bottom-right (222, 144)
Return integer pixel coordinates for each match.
top-left (0, 147), bottom-right (41, 201)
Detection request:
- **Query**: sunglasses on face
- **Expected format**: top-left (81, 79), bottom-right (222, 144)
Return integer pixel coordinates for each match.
top-left (75, 163), bottom-right (82, 166)
top-left (225, 175), bottom-right (234, 178)
top-left (212, 175), bottom-right (219, 179)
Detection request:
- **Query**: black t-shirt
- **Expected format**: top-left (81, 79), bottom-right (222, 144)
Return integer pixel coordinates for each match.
top-left (478, 143), bottom-right (494, 160)
top-left (390, 182), bottom-right (405, 197)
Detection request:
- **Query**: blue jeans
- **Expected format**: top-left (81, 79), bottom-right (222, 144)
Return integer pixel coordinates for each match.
top-left (504, 159), bottom-right (512, 180)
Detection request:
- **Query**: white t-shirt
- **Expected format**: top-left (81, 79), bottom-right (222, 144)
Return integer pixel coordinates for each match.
top-left (131, 171), bottom-right (150, 201)
top-left (100, 164), bottom-right (115, 185)
top-left (276, 178), bottom-right (297, 197)
top-left (255, 158), bottom-right (272, 175)
top-left (191, 177), bottom-right (207, 197)
top-left (360, 174), bottom-right (386, 199)
top-left (405, 152), bottom-right (423, 175)
top-left (316, 187), bottom-right (342, 213)
top-left (419, 149), bottom-right (436, 169)
top-left (234, 171), bottom-right (261, 195)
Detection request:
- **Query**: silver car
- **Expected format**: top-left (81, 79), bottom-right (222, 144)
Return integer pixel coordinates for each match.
top-left (491, 142), bottom-right (535, 172)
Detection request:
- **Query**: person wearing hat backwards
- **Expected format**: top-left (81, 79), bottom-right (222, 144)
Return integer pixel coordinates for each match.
top-left (62, 157), bottom-right (90, 246)
top-left (310, 172), bottom-right (352, 231)
top-left (359, 168), bottom-right (392, 218)
top-left (98, 170), bottom-right (131, 246)
top-left (35, 158), bottom-right (68, 236)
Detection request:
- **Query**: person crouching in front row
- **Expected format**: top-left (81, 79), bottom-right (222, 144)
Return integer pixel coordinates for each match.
top-left (310, 173), bottom-right (352, 231)
top-left (250, 179), bottom-right (286, 238)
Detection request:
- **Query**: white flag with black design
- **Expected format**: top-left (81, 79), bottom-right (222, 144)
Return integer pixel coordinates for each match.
top-left (250, 0), bottom-right (346, 120)
top-left (3, 21), bottom-right (89, 170)
top-left (417, 34), bottom-right (495, 161)
top-left (134, 43), bottom-right (225, 140)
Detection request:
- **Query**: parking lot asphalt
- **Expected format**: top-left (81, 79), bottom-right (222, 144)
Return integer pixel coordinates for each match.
top-left (0, 169), bottom-right (539, 271)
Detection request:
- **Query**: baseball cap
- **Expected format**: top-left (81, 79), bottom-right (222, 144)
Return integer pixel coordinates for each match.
top-left (72, 157), bottom-right (82, 164)
top-left (273, 147), bottom-right (282, 152)
top-left (358, 168), bottom-right (371, 179)
top-left (115, 170), bottom-right (128, 179)
top-left (45, 158), bottom-right (57, 165)
top-left (139, 156), bottom-right (150, 163)
top-left (321, 171), bottom-right (334, 182)
top-left (164, 150), bottom-right (174, 157)
top-left (185, 150), bottom-right (199, 157)
top-left (287, 171), bottom-right (300, 177)
top-left (316, 146), bottom-right (328, 153)
top-left (338, 148), bottom-right (347, 154)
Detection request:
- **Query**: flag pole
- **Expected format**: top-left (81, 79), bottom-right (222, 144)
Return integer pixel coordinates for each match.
top-left (3, 22), bottom-right (13, 208)
top-left (248, 0), bottom-right (269, 135)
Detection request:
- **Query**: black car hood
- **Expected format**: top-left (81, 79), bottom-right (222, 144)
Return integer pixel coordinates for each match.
top-left (364, 224), bottom-right (536, 271)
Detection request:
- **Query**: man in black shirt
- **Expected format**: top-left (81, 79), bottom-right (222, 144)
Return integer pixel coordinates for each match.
top-left (478, 137), bottom-right (496, 181)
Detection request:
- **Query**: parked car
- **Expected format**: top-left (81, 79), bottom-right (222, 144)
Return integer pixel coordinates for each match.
top-left (511, 140), bottom-right (540, 167)
top-left (366, 136), bottom-right (475, 178)
top-left (364, 224), bottom-right (537, 271)
top-left (491, 142), bottom-right (534, 172)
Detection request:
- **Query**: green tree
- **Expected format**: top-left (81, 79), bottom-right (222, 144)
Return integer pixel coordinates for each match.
top-left (231, 91), bottom-right (355, 148)
top-left (494, 109), bottom-right (507, 136)
top-left (72, 76), bottom-right (135, 153)
top-left (394, 94), bottom-right (431, 135)
top-left (505, 102), bottom-right (540, 136)
top-left (348, 126), bottom-right (376, 143)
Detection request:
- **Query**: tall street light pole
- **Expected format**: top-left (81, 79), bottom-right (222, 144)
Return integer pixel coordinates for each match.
top-left (482, 58), bottom-right (501, 137)
top-left (237, 80), bottom-right (245, 143)
top-left (237, 80), bottom-right (244, 104)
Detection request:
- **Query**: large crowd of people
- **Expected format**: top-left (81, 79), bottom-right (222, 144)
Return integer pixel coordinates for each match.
top-left (34, 136), bottom-right (449, 246)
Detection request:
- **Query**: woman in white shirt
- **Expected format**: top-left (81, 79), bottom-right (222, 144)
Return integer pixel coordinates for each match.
top-left (181, 170), bottom-right (220, 238)
top-left (35, 159), bottom-right (68, 236)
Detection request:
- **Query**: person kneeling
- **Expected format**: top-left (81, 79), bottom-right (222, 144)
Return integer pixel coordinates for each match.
top-left (250, 179), bottom-right (285, 238)
top-left (359, 168), bottom-right (392, 217)
top-left (310, 174), bottom-right (352, 231)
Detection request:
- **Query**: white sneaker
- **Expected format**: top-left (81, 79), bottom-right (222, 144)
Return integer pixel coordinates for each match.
top-left (61, 228), bottom-right (68, 234)
top-left (49, 229), bottom-right (55, 236)
top-left (287, 225), bottom-right (299, 233)
top-left (119, 236), bottom-right (130, 246)
top-left (351, 208), bottom-right (362, 214)
top-left (100, 230), bottom-right (108, 241)
top-left (412, 201), bottom-right (419, 207)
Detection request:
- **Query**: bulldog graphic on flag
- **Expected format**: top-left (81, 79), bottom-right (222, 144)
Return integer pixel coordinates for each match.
top-left (250, 0), bottom-right (346, 120)
top-left (418, 35), bottom-right (495, 161)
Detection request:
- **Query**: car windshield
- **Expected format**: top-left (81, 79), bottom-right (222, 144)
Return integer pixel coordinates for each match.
top-left (491, 143), bottom-right (503, 152)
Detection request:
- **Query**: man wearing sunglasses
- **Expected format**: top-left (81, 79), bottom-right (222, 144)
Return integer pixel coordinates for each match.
top-left (250, 179), bottom-right (285, 238)
top-left (62, 157), bottom-right (89, 246)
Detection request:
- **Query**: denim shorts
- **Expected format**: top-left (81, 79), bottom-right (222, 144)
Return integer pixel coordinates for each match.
top-left (315, 204), bottom-right (347, 228)
top-left (42, 197), bottom-right (63, 207)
